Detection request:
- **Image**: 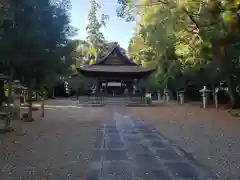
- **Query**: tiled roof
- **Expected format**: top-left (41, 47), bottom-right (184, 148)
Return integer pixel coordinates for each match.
top-left (78, 42), bottom-right (156, 76)
top-left (94, 43), bottom-right (137, 65)
top-left (78, 65), bottom-right (155, 73)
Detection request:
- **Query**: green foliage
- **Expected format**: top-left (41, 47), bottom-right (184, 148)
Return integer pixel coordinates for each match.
top-left (68, 73), bottom-right (93, 93)
top-left (119, 0), bottom-right (240, 107)
top-left (86, 0), bottom-right (109, 57)
top-left (0, 0), bottom-right (75, 89)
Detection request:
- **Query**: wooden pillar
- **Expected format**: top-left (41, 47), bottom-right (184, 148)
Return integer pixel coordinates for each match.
top-left (96, 80), bottom-right (100, 94)
top-left (106, 81), bottom-right (108, 95)
top-left (126, 81), bottom-right (133, 96)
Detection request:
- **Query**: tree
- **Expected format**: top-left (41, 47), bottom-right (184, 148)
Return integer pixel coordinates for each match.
top-left (0, 0), bottom-right (75, 124)
top-left (85, 0), bottom-right (109, 59)
top-left (0, 1), bottom-right (27, 129)
top-left (118, 0), bottom-right (240, 107)
top-left (22, 0), bottom-right (75, 119)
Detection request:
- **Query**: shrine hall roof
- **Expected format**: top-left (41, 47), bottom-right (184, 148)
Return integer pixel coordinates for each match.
top-left (78, 65), bottom-right (155, 73)
top-left (77, 42), bottom-right (156, 76)
top-left (94, 42), bottom-right (137, 65)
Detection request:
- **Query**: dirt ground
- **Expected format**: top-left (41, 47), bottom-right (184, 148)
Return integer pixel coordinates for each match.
top-left (128, 104), bottom-right (240, 180)
top-left (0, 104), bottom-right (104, 180)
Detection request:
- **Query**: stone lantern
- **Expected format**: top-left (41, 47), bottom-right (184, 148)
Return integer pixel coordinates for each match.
top-left (145, 92), bottom-right (152, 104)
top-left (199, 86), bottom-right (211, 108)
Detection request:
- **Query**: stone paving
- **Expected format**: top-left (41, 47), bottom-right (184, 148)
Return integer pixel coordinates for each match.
top-left (86, 110), bottom-right (216, 180)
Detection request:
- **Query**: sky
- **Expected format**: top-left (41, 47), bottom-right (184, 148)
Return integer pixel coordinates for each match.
top-left (70, 0), bottom-right (135, 49)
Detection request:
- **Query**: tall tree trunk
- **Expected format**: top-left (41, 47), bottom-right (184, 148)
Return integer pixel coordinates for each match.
top-left (27, 80), bottom-right (34, 121)
top-left (52, 87), bottom-right (55, 98)
top-left (227, 76), bottom-right (240, 109)
top-left (40, 85), bottom-right (45, 118)
top-left (5, 67), bottom-right (14, 130)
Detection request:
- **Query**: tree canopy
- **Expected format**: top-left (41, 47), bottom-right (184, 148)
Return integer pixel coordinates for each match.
top-left (3, 0), bottom-right (240, 108)
top-left (86, 0), bottom-right (109, 58)
top-left (0, 0), bottom-right (76, 118)
top-left (115, 0), bottom-right (240, 108)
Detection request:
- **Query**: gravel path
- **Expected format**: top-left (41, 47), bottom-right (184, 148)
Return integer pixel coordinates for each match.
top-left (0, 102), bottom-right (104, 180)
top-left (129, 104), bottom-right (240, 180)
top-left (86, 108), bottom-right (215, 180)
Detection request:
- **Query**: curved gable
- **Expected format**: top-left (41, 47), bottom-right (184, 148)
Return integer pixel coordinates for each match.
top-left (95, 44), bottom-right (137, 66)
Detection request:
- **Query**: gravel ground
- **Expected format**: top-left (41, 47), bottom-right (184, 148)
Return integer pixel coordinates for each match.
top-left (128, 104), bottom-right (240, 180)
top-left (1, 98), bottom-right (240, 179)
top-left (0, 103), bottom-right (104, 180)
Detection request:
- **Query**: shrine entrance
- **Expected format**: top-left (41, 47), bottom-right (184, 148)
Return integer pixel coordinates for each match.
top-left (77, 42), bottom-right (155, 104)
top-left (101, 82), bottom-right (125, 96)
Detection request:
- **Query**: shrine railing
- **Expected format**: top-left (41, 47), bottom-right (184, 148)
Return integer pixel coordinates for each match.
top-left (78, 94), bottom-right (149, 105)
top-left (78, 95), bottom-right (104, 105)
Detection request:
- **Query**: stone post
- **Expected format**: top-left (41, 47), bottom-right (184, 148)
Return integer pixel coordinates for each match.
top-left (179, 91), bottom-right (184, 105)
top-left (157, 91), bottom-right (161, 101)
top-left (200, 86), bottom-right (210, 109)
top-left (41, 97), bottom-right (44, 117)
